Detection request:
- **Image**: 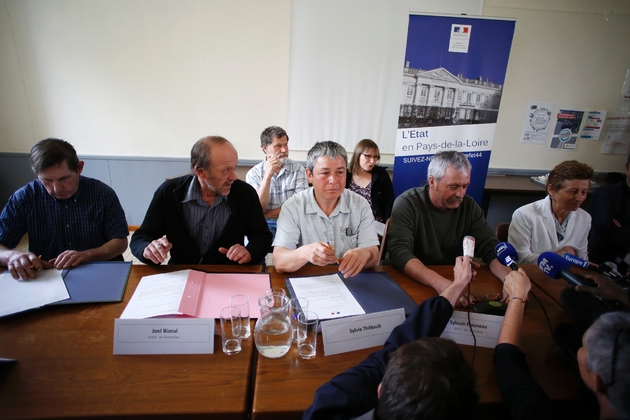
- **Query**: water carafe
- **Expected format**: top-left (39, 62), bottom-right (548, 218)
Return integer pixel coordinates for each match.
top-left (254, 292), bottom-right (292, 358)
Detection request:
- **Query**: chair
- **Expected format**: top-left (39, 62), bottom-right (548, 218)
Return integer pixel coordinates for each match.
top-left (378, 219), bottom-right (391, 264)
top-left (495, 222), bottom-right (510, 243)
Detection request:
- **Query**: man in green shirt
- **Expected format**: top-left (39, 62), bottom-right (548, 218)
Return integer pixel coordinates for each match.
top-left (387, 150), bottom-right (511, 306)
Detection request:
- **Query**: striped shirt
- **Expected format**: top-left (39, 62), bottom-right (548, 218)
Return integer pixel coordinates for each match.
top-left (0, 176), bottom-right (128, 261)
top-left (245, 158), bottom-right (308, 211)
top-left (181, 178), bottom-right (230, 255)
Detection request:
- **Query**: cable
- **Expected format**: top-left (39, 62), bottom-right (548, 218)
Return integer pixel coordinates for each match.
top-left (466, 282), bottom-right (477, 368)
top-left (529, 290), bottom-right (554, 338)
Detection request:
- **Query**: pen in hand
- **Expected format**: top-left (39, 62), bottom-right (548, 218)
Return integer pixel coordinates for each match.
top-left (325, 242), bottom-right (340, 265)
top-left (29, 255), bottom-right (42, 271)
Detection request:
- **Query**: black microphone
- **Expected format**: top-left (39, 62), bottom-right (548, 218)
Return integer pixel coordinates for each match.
top-left (560, 253), bottom-right (606, 274)
top-left (537, 252), bottom-right (600, 293)
top-left (495, 242), bottom-right (518, 271)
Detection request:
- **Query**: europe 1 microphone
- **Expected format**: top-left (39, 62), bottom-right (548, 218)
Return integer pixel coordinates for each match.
top-left (537, 252), bottom-right (601, 299)
top-left (495, 242), bottom-right (519, 270)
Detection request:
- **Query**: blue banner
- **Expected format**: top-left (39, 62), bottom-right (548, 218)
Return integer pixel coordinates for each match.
top-left (393, 14), bottom-right (515, 203)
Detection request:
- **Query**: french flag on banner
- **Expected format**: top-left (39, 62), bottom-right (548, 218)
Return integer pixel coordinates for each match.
top-left (454, 26), bottom-right (469, 33)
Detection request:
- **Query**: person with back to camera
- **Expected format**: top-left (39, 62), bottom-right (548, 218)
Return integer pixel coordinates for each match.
top-left (303, 255), bottom-right (477, 420)
top-left (588, 153), bottom-right (630, 273)
top-left (494, 268), bottom-right (630, 420)
top-left (346, 139), bottom-right (394, 223)
top-left (508, 160), bottom-right (594, 265)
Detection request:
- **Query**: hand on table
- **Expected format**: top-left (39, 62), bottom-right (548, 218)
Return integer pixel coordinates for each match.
top-left (338, 247), bottom-right (371, 278)
top-left (50, 250), bottom-right (90, 269)
top-left (7, 251), bottom-right (54, 280)
top-left (143, 235), bottom-right (172, 264)
top-left (219, 244), bottom-right (251, 264)
top-left (304, 242), bottom-right (338, 267)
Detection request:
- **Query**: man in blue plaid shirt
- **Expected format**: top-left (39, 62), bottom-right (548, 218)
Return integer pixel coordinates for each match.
top-left (0, 138), bottom-right (128, 280)
top-left (246, 126), bottom-right (308, 239)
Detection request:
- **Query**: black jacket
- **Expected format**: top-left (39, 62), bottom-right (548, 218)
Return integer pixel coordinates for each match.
top-left (346, 165), bottom-right (394, 221)
top-left (130, 175), bottom-right (272, 265)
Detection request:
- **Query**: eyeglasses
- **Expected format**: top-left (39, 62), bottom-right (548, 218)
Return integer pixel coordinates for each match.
top-left (604, 327), bottom-right (629, 389)
top-left (361, 153), bottom-right (380, 162)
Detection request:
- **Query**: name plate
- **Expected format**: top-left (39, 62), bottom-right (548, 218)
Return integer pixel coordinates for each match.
top-left (113, 318), bottom-right (214, 354)
top-left (440, 310), bottom-right (504, 348)
top-left (321, 308), bottom-right (405, 356)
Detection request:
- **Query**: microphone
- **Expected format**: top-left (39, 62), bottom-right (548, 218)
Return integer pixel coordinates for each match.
top-left (537, 252), bottom-right (600, 293)
top-left (463, 236), bottom-right (475, 258)
top-left (495, 242), bottom-right (519, 270)
top-left (560, 253), bottom-right (606, 275)
top-left (601, 261), bottom-right (623, 279)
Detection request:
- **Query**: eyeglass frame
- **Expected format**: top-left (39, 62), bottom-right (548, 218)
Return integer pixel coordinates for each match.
top-left (361, 153), bottom-right (380, 162)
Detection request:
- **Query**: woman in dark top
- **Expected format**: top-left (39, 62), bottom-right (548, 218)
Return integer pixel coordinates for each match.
top-left (346, 139), bottom-right (394, 222)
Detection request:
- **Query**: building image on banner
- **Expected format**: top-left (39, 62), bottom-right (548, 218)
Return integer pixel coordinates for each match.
top-left (393, 14), bottom-right (515, 203)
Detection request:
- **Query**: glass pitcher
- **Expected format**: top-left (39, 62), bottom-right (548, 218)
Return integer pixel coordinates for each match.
top-left (254, 292), bottom-right (292, 358)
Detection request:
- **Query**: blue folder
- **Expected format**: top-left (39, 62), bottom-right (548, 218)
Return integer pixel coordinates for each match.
top-left (285, 271), bottom-right (417, 319)
top-left (49, 261), bottom-right (132, 305)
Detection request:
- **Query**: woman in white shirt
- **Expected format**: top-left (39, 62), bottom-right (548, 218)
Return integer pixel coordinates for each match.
top-left (508, 160), bottom-right (594, 264)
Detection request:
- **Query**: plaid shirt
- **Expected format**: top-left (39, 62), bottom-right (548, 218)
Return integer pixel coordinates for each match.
top-left (0, 176), bottom-right (128, 260)
top-left (245, 158), bottom-right (308, 211)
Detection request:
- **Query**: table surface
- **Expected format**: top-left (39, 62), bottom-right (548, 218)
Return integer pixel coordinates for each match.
top-left (484, 175), bottom-right (548, 193)
top-left (251, 265), bottom-right (577, 420)
top-left (0, 264), bottom-right (263, 420)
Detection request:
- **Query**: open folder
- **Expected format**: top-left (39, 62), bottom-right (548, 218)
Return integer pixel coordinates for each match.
top-left (120, 269), bottom-right (271, 319)
top-left (285, 271), bottom-right (417, 321)
top-left (0, 261), bottom-right (133, 317)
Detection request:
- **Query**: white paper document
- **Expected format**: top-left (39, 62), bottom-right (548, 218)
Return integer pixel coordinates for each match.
top-left (440, 310), bottom-right (504, 348)
top-left (0, 269), bottom-right (69, 317)
top-left (119, 270), bottom-right (189, 319)
top-left (286, 273), bottom-right (365, 320)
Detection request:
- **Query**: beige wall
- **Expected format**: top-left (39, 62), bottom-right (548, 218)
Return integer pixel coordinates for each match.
top-left (1, 0), bottom-right (629, 171)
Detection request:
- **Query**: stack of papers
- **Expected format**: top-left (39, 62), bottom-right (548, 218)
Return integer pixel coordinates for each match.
top-left (120, 270), bottom-right (271, 319)
top-left (285, 271), bottom-right (417, 321)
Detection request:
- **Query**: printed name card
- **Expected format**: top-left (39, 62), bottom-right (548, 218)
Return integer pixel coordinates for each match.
top-left (113, 318), bottom-right (214, 355)
top-left (440, 310), bottom-right (504, 348)
top-left (321, 308), bottom-right (405, 356)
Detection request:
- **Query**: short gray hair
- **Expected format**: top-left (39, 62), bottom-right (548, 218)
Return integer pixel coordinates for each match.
top-left (427, 150), bottom-right (471, 181)
top-left (585, 311), bottom-right (630, 418)
top-left (306, 141), bottom-right (348, 172)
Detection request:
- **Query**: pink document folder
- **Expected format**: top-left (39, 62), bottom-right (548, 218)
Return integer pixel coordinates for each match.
top-left (178, 271), bottom-right (271, 319)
